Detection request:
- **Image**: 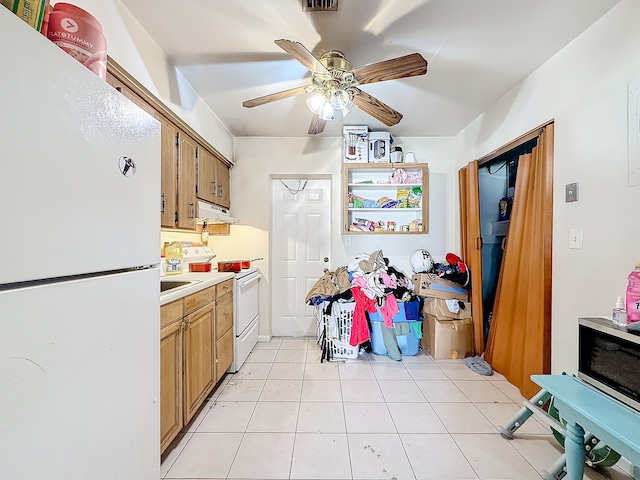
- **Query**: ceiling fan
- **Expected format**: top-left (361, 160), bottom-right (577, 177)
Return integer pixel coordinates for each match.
top-left (242, 39), bottom-right (428, 135)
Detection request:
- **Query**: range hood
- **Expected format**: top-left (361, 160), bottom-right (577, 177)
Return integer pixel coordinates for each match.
top-left (196, 201), bottom-right (238, 224)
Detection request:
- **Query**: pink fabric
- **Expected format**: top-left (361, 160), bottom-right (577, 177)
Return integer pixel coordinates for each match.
top-left (379, 295), bottom-right (399, 328)
top-left (349, 286), bottom-right (377, 346)
top-left (380, 272), bottom-right (397, 289)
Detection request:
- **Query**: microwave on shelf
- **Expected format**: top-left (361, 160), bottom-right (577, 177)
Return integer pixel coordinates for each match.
top-left (578, 317), bottom-right (640, 412)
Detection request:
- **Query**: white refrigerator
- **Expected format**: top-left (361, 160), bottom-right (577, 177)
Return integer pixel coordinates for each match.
top-left (0, 9), bottom-right (161, 480)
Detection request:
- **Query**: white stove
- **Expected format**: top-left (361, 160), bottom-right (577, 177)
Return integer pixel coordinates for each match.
top-left (181, 246), bottom-right (261, 373)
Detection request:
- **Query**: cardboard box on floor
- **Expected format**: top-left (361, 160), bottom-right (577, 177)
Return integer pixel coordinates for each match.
top-left (422, 297), bottom-right (471, 319)
top-left (411, 273), bottom-right (468, 301)
top-left (421, 298), bottom-right (473, 359)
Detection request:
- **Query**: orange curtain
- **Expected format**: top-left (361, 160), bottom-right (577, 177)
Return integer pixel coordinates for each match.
top-left (459, 162), bottom-right (485, 355)
top-left (485, 124), bottom-right (554, 398)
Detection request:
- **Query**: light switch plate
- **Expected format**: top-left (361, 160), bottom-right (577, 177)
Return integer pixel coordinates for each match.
top-left (566, 182), bottom-right (579, 202)
top-left (569, 228), bottom-right (583, 249)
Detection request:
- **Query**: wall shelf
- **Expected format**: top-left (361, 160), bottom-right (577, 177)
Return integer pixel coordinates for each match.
top-left (342, 162), bottom-right (429, 235)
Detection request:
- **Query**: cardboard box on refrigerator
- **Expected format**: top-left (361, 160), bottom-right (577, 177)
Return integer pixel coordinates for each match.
top-left (368, 131), bottom-right (391, 163)
top-left (411, 273), bottom-right (468, 301)
top-left (343, 125), bottom-right (368, 163)
top-left (422, 314), bottom-right (473, 359)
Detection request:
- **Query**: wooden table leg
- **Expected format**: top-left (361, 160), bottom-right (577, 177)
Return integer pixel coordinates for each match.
top-left (564, 422), bottom-right (585, 480)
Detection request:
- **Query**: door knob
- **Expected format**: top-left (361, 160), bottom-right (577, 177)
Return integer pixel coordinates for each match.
top-left (323, 257), bottom-right (329, 263)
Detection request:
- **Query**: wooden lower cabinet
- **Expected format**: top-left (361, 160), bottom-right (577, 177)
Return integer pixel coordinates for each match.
top-left (160, 319), bottom-right (183, 453)
top-left (160, 300), bottom-right (184, 454)
top-left (183, 302), bottom-right (215, 422)
top-left (160, 283), bottom-right (234, 455)
top-left (215, 284), bottom-right (234, 382)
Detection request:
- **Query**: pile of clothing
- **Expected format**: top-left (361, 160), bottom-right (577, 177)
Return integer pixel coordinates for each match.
top-left (306, 250), bottom-right (416, 355)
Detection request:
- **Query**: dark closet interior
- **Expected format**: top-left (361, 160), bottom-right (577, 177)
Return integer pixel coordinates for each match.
top-left (478, 138), bottom-right (537, 346)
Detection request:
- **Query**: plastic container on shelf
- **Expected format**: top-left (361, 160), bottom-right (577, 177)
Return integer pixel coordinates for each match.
top-left (626, 264), bottom-right (640, 324)
top-left (160, 256), bottom-right (167, 277)
top-left (46, 3), bottom-right (107, 80)
top-left (612, 296), bottom-right (627, 326)
top-left (164, 242), bottom-right (183, 275)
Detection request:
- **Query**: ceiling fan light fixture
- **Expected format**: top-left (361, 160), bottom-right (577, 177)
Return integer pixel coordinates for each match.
top-left (318, 101), bottom-right (335, 121)
top-left (306, 92), bottom-right (326, 115)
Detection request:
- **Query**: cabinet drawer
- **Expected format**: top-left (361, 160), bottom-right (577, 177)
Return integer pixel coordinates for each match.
top-left (216, 279), bottom-right (233, 299)
top-left (216, 293), bottom-right (234, 336)
top-left (184, 286), bottom-right (215, 315)
top-left (216, 328), bottom-right (233, 382)
top-left (161, 299), bottom-right (183, 329)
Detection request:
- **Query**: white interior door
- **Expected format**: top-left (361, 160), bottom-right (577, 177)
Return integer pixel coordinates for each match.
top-left (271, 178), bottom-right (331, 336)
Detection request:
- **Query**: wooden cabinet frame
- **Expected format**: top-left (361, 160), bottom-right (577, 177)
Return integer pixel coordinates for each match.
top-left (342, 163), bottom-right (429, 234)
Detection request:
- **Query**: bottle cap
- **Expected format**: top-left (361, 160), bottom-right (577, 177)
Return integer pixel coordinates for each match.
top-left (616, 296), bottom-right (625, 308)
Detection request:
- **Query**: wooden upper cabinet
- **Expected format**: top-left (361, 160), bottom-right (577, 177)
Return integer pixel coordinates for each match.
top-left (215, 156), bottom-right (230, 209)
top-left (177, 132), bottom-right (198, 230)
top-left (107, 65), bottom-right (232, 230)
top-left (160, 118), bottom-right (178, 228)
top-left (197, 146), bottom-right (231, 209)
top-left (197, 147), bottom-right (217, 205)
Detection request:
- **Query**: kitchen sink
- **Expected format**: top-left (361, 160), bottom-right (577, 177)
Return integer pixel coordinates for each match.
top-left (160, 280), bottom-right (200, 293)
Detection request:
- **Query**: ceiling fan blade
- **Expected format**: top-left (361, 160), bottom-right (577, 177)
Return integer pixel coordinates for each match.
top-left (352, 53), bottom-right (427, 85)
top-left (352, 89), bottom-right (403, 127)
top-left (275, 39), bottom-right (329, 74)
top-left (308, 115), bottom-right (326, 135)
top-left (243, 85), bottom-right (310, 108)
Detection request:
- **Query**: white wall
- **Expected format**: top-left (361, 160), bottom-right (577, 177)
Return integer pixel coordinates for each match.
top-left (454, 0), bottom-right (640, 374)
top-left (75, 0), bottom-right (234, 160)
top-left (211, 136), bottom-right (458, 337)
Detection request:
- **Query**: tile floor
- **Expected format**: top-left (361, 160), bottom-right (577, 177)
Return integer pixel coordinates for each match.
top-left (161, 338), bottom-right (633, 480)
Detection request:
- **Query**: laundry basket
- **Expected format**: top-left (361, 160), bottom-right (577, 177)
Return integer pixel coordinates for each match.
top-left (318, 302), bottom-right (358, 359)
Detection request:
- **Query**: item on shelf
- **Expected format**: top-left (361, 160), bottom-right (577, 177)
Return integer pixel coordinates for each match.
top-left (626, 263), bottom-right (640, 324)
top-left (396, 188), bottom-right (410, 207)
top-left (387, 221), bottom-right (396, 232)
top-left (368, 131), bottom-right (391, 163)
top-left (405, 152), bottom-right (416, 163)
top-left (409, 220), bottom-right (422, 232)
top-left (390, 146), bottom-right (403, 163)
top-left (408, 187), bottom-right (422, 208)
top-left (47, 3), bottom-right (107, 80)
top-left (2, 0), bottom-right (48, 31)
top-left (343, 125), bottom-right (368, 163)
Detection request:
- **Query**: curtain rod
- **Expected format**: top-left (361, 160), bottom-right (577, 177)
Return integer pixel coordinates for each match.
top-left (477, 120), bottom-right (554, 167)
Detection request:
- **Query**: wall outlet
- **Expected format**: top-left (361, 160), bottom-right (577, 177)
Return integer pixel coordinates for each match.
top-left (569, 228), bottom-right (583, 249)
top-left (566, 182), bottom-right (579, 202)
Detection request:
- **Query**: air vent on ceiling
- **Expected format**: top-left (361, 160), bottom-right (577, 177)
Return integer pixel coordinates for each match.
top-left (303, 0), bottom-right (338, 12)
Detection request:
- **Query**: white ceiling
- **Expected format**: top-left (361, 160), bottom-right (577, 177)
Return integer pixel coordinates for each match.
top-left (119, 0), bottom-right (620, 138)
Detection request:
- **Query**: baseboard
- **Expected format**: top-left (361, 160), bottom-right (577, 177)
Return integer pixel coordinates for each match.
top-left (258, 335), bottom-right (272, 343)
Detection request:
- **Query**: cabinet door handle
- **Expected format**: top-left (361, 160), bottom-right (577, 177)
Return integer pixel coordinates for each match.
top-left (161, 193), bottom-right (165, 215)
top-left (218, 184), bottom-right (223, 198)
top-left (189, 202), bottom-right (195, 219)
top-left (475, 236), bottom-right (483, 250)
top-left (501, 237), bottom-right (507, 251)
top-left (211, 181), bottom-right (216, 196)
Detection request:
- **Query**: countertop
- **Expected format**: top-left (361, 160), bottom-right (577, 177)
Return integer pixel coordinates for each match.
top-left (160, 270), bottom-right (235, 305)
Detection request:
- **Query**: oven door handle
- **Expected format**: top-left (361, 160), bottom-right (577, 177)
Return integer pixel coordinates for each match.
top-left (239, 274), bottom-right (262, 289)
